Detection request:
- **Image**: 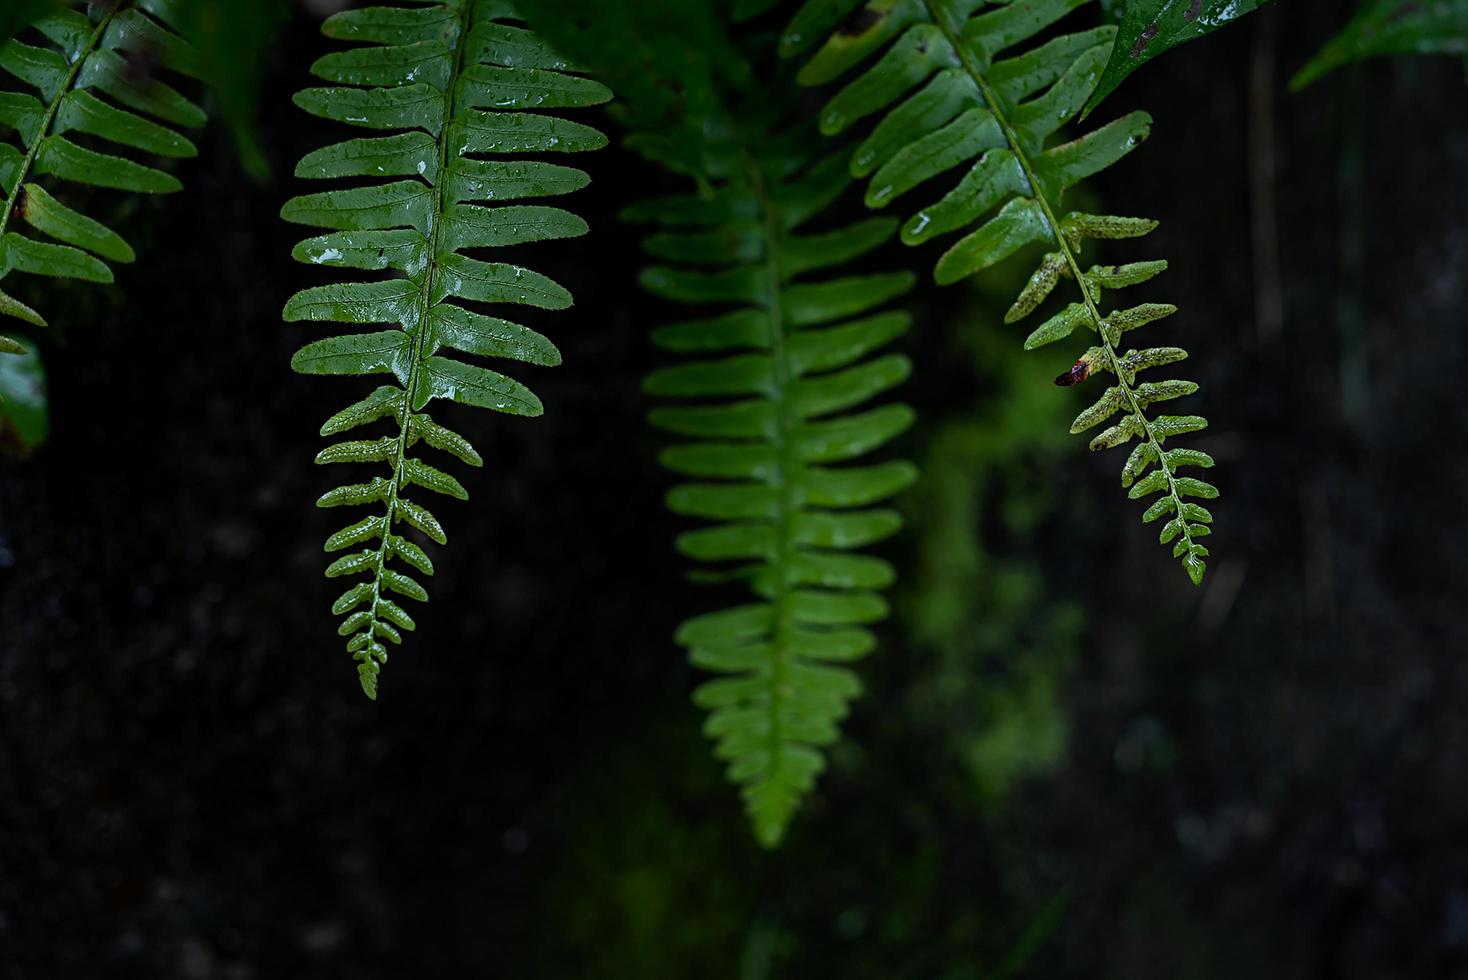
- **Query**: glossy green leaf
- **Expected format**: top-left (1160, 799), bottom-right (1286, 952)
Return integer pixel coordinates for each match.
top-left (427, 302), bottom-right (560, 365)
top-left (34, 135), bottom-right (181, 193)
top-left (412, 355), bottom-right (543, 415)
top-left (0, 90), bottom-right (44, 144)
top-left (1082, 0), bottom-right (1273, 117)
top-left (291, 330), bottom-right (409, 377)
top-left (449, 110), bottom-right (609, 154)
top-left (54, 89), bottom-right (196, 158)
top-left (0, 40), bottom-right (68, 101)
top-left (294, 83), bottom-right (446, 133)
top-left (292, 229), bottom-right (428, 276)
top-left (1, 231), bottom-right (111, 282)
top-left (286, 0), bottom-right (607, 699)
top-left (18, 182), bottom-right (134, 263)
top-left (0, 286), bottom-right (44, 327)
top-left (294, 132), bottom-right (439, 182)
top-left (456, 64), bottom-right (612, 110)
top-left (0, 1), bottom-right (201, 344)
top-left (444, 158), bottom-right (589, 204)
top-left (312, 40), bottom-right (454, 90)
top-left (322, 6), bottom-right (459, 47)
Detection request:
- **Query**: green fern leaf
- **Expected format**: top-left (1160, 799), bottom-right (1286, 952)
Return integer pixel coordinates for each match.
top-left (785, 0), bottom-right (1217, 585)
top-left (632, 120), bottom-right (917, 847)
top-left (283, 0), bottom-right (610, 699)
top-left (0, 0), bottom-right (202, 374)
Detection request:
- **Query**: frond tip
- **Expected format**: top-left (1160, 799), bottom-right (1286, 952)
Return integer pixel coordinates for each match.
top-left (786, 0), bottom-right (1219, 584)
top-left (283, 0), bottom-right (608, 698)
top-left (632, 116), bottom-right (916, 846)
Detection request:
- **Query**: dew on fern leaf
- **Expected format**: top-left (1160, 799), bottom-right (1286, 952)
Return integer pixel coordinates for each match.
top-left (281, 0), bottom-right (610, 698)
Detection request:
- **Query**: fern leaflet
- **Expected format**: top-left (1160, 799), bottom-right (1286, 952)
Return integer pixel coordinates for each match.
top-left (0, 0), bottom-right (202, 360)
top-left (282, 0), bottom-right (609, 698)
top-left (783, 0), bottom-right (1218, 584)
top-left (630, 117), bottom-right (917, 847)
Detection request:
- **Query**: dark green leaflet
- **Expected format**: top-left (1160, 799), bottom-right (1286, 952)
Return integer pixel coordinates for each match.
top-left (784, 0), bottom-right (1217, 585)
top-left (1083, 0), bottom-right (1274, 118)
top-left (631, 118), bottom-right (917, 847)
top-left (0, 0), bottom-right (202, 385)
top-left (282, 0), bottom-right (609, 699)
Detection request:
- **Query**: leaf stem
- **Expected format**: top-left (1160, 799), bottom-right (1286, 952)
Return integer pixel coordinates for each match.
top-left (355, 0), bottom-right (473, 686)
top-left (739, 141), bottom-right (797, 805)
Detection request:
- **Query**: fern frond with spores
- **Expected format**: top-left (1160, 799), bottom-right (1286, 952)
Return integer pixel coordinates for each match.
top-left (0, 0), bottom-right (203, 365)
top-left (282, 0), bottom-right (609, 699)
top-left (782, 0), bottom-right (1218, 585)
top-left (630, 112), bottom-right (917, 847)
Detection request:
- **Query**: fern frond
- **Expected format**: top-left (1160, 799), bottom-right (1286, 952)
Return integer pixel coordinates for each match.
top-left (631, 121), bottom-right (917, 847)
top-left (283, 0), bottom-right (610, 698)
top-left (783, 0), bottom-right (1217, 585)
top-left (0, 0), bottom-right (203, 359)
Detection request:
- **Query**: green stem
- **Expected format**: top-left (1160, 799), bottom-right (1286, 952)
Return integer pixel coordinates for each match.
top-left (926, 0), bottom-right (1200, 558)
top-left (357, 0), bottom-right (472, 669)
top-left (740, 143), bottom-right (796, 783)
top-left (0, 4), bottom-right (122, 243)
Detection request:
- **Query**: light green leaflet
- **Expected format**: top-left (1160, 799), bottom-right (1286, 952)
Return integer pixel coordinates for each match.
top-left (282, 0), bottom-right (610, 699)
top-left (630, 116), bottom-right (917, 848)
top-left (0, 0), bottom-right (202, 389)
top-left (783, 0), bottom-right (1218, 585)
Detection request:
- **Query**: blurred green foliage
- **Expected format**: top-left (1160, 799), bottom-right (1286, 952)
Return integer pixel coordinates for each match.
top-left (0, 346), bottom-right (47, 451)
top-left (521, 0), bottom-right (748, 183)
top-left (1292, 0), bottom-right (1468, 89)
top-left (1084, 0), bottom-right (1274, 118)
top-left (175, 0), bottom-right (290, 178)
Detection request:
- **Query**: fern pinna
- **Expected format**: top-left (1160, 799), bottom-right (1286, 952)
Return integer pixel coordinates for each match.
top-left (0, 0), bottom-right (202, 359)
top-left (782, 0), bottom-right (1219, 584)
top-left (630, 118), bottom-right (917, 847)
top-left (282, 0), bottom-right (609, 699)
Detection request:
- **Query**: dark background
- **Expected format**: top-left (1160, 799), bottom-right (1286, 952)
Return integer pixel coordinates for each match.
top-left (3, 2), bottom-right (1468, 977)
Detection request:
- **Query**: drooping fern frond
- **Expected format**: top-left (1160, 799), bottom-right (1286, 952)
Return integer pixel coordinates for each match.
top-left (0, 0), bottom-right (203, 359)
top-left (629, 116), bottom-right (917, 847)
top-left (782, 0), bottom-right (1218, 584)
top-left (282, 0), bottom-right (609, 699)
